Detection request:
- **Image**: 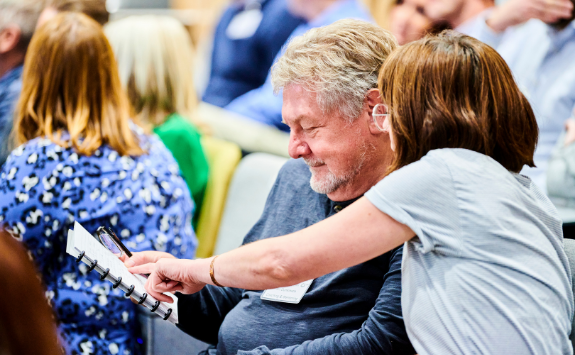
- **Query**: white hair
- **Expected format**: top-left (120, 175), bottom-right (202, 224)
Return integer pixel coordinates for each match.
top-left (271, 19), bottom-right (398, 122)
top-left (105, 15), bottom-right (202, 129)
top-left (0, 0), bottom-right (44, 52)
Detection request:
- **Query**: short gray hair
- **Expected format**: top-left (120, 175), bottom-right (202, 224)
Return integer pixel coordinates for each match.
top-left (0, 0), bottom-right (44, 52)
top-left (271, 19), bottom-right (398, 122)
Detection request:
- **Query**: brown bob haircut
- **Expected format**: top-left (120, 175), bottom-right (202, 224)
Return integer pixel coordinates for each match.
top-left (15, 12), bottom-right (143, 157)
top-left (379, 31), bottom-right (538, 174)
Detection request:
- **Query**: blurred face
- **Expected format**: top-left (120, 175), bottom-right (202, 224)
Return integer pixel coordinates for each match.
top-left (424, 0), bottom-right (465, 22)
top-left (283, 85), bottom-right (370, 196)
top-left (36, 7), bottom-right (58, 28)
top-left (390, 0), bottom-right (432, 45)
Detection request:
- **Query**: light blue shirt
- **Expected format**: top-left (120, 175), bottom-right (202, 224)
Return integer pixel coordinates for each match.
top-left (465, 19), bottom-right (575, 191)
top-left (224, 0), bottom-right (373, 131)
top-left (366, 148), bottom-right (573, 355)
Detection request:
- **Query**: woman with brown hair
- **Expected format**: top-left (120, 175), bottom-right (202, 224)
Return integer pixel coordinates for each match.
top-left (0, 12), bottom-right (197, 355)
top-left (129, 32), bottom-right (572, 354)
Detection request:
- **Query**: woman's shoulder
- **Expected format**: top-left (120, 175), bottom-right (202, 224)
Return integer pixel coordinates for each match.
top-left (4, 137), bottom-right (69, 168)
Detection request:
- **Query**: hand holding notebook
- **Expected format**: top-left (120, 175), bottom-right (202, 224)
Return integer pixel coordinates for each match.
top-left (65, 221), bottom-right (178, 324)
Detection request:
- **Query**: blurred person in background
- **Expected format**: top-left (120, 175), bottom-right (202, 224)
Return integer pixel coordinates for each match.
top-left (0, 13), bottom-right (197, 354)
top-left (38, 0), bottom-right (109, 27)
top-left (0, 0), bottom-right (43, 166)
top-left (423, 0), bottom-right (493, 35)
top-left (106, 15), bottom-right (210, 227)
top-left (0, 231), bottom-right (62, 355)
top-left (225, 0), bottom-right (373, 131)
top-left (548, 110), bottom-right (575, 238)
top-left (460, 0), bottom-right (575, 191)
top-left (387, 0), bottom-right (449, 45)
top-left (202, 0), bottom-right (304, 107)
top-left (125, 19), bottom-right (415, 355)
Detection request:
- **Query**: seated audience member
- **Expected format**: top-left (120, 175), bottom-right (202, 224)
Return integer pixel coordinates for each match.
top-left (202, 0), bottom-right (304, 107)
top-left (0, 13), bottom-right (196, 355)
top-left (548, 112), bottom-right (575, 238)
top-left (0, 0), bottom-right (43, 165)
top-left (0, 231), bottom-right (62, 355)
top-left (225, 0), bottom-right (373, 131)
top-left (457, 0), bottom-right (575, 191)
top-left (133, 32), bottom-right (574, 355)
top-left (125, 19), bottom-right (414, 355)
top-left (38, 0), bottom-right (109, 27)
top-left (105, 16), bottom-right (209, 226)
top-left (422, 0), bottom-right (493, 35)
top-left (388, 0), bottom-right (449, 45)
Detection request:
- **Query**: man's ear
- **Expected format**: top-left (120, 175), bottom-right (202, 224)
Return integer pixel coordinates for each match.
top-left (0, 25), bottom-right (22, 54)
top-left (365, 88), bottom-right (384, 135)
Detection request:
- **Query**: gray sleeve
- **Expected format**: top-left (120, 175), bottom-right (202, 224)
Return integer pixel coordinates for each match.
top-left (364, 154), bottom-right (460, 255)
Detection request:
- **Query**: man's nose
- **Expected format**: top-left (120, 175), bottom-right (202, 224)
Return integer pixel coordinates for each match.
top-left (288, 134), bottom-right (311, 159)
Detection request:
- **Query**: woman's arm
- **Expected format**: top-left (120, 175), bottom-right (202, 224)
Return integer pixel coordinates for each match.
top-left (129, 197), bottom-right (414, 302)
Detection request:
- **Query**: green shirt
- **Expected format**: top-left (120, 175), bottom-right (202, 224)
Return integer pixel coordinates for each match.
top-left (154, 113), bottom-right (209, 227)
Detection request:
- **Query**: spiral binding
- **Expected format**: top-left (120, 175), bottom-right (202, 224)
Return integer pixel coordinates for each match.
top-left (75, 249), bottom-right (173, 321)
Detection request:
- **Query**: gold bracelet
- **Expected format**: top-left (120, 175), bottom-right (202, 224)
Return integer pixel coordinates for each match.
top-left (209, 255), bottom-right (224, 287)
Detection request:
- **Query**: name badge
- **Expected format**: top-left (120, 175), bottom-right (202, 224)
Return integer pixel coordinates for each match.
top-left (260, 279), bottom-right (313, 304)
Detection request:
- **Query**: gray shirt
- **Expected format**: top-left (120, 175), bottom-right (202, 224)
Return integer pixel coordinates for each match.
top-left (365, 148), bottom-right (573, 355)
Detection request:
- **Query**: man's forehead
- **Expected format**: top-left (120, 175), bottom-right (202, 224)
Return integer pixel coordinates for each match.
top-left (282, 84), bottom-right (322, 123)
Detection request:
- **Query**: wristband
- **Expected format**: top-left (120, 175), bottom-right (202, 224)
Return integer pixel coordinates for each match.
top-left (210, 255), bottom-right (224, 287)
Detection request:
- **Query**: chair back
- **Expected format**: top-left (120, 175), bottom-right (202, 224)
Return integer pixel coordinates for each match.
top-left (195, 136), bottom-right (242, 258)
top-left (213, 153), bottom-right (287, 255)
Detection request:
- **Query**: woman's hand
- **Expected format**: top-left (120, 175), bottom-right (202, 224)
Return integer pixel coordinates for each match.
top-left (486, 0), bottom-right (573, 33)
top-left (128, 258), bottom-right (209, 303)
top-left (120, 250), bottom-right (176, 267)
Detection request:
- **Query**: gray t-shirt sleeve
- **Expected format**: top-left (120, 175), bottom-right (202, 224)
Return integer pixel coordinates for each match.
top-left (365, 154), bottom-right (461, 255)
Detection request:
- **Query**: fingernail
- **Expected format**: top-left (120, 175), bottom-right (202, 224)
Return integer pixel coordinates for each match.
top-left (125, 259), bottom-right (135, 267)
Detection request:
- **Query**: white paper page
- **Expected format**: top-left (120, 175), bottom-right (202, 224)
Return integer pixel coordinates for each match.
top-left (66, 229), bottom-right (78, 258)
top-left (68, 222), bottom-right (178, 324)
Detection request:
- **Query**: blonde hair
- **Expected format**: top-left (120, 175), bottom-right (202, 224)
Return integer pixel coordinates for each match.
top-left (0, 0), bottom-right (44, 52)
top-left (271, 19), bottom-right (398, 122)
top-left (105, 15), bottom-right (201, 129)
top-left (361, 0), bottom-right (396, 29)
top-left (15, 12), bottom-right (144, 157)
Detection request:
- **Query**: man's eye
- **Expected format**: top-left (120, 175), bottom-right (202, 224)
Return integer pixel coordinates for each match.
top-left (303, 127), bottom-right (317, 132)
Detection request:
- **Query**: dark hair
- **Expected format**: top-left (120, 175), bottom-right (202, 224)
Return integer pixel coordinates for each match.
top-left (551, 0), bottom-right (575, 30)
top-left (379, 31), bottom-right (538, 174)
top-left (51, 0), bottom-right (109, 25)
top-left (0, 231), bottom-right (61, 354)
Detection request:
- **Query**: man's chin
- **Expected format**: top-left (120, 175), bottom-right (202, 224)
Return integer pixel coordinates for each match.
top-left (309, 175), bottom-right (341, 195)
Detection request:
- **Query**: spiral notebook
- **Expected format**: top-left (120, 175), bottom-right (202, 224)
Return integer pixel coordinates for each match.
top-left (66, 221), bottom-right (178, 324)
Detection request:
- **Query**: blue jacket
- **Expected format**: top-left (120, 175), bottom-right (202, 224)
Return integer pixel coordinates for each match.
top-left (0, 65), bottom-right (23, 165)
top-left (202, 0), bottom-right (303, 107)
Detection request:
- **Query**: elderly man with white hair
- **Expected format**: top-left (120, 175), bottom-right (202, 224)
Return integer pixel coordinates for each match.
top-left (126, 19), bottom-right (414, 355)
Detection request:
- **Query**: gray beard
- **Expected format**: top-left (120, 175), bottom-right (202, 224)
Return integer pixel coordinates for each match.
top-left (304, 148), bottom-right (367, 195)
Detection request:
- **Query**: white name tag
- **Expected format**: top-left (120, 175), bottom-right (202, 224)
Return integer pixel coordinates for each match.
top-left (260, 279), bottom-right (313, 304)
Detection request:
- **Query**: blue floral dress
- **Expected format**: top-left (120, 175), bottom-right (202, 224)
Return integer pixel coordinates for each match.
top-left (0, 132), bottom-right (197, 355)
